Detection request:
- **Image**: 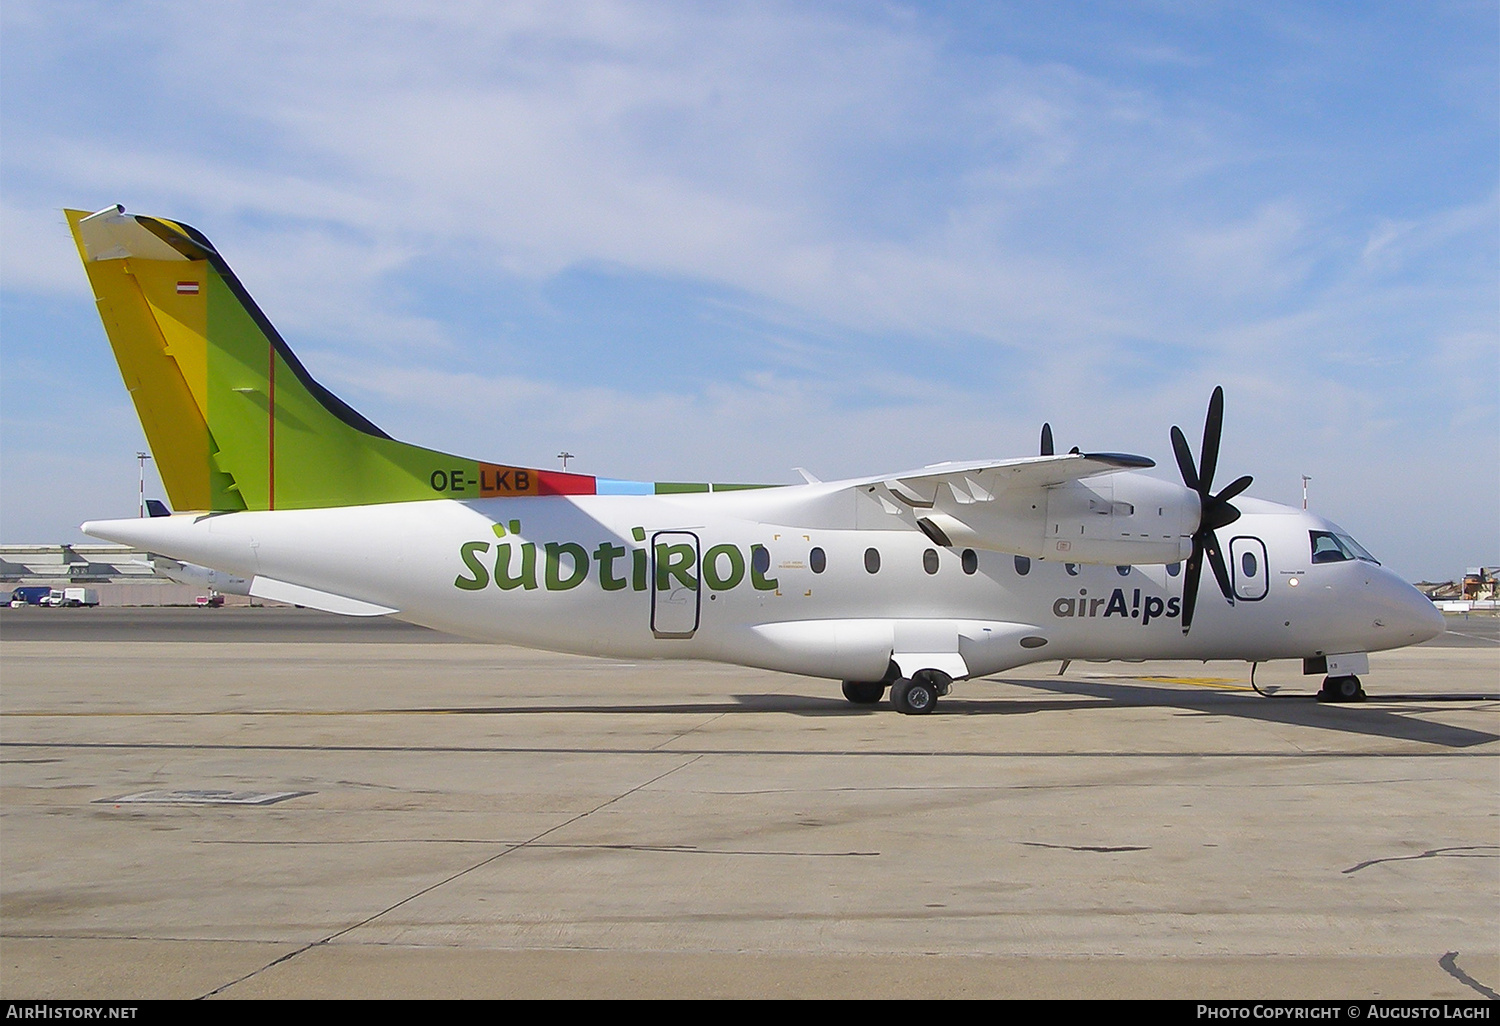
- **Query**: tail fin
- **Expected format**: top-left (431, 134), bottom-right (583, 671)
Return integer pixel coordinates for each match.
top-left (67, 206), bottom-right (600, 511)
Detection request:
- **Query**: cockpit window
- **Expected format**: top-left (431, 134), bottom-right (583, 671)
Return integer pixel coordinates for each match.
top-left (1309, 530), bottom-right (1379, 566)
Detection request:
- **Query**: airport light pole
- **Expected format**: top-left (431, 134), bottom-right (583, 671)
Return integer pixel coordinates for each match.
top-left (137, 452), bottom-right (152, 518)
top-left (557, 451), bottom-right (574, 471)
top-left (1301, 475), bottom-right (1311, 511)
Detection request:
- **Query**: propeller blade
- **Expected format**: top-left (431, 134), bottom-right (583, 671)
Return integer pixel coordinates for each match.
top-left (1198, 385), bottom-right (1224, 495)
top-left (1170, 426), bottom-right (1199, 493)
top-left (1205, 532), bottom-right (1235, 603)
top-left (1172, 387), bottom-right (1246, 635)
top-left (1216, 474), bottom-right (1253, 505)
top-left (1040, 423), bottom-right (1054, 457)
top-left (1180, 539), bottom-right (1203, 633)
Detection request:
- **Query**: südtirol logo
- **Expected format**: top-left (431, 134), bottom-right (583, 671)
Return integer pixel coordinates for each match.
top-left (454, 523), bottom-right (778, 594)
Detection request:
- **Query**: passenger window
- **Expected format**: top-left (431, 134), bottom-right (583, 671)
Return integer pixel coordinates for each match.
top-left (1116, 565), bottom-right (1130, 576)
top-left (809, 547), bottom-right (826, 574)
top-left (962, 549), bottom-right (978, 575)
top-left (1241, 551), bottom-right (1258, 578)
top-left (1065, 563), bottom-right (1079, 576)
top-left (1013, 555), bottom-right (1029, 576)
top-left (864, 547), bottom-right (881, 574)
top-left (753, 546), bottom-right (772, 575)
top-left (1166, 562), bottom-right (1180, 577)
top-left (922, 548), bottom-right (939, 575)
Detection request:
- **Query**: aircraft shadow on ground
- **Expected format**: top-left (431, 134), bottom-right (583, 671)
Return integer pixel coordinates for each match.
top-left (402, 677), bottom-right (1497, 749)
top-left (984, 676), bottom-right (1499, 749)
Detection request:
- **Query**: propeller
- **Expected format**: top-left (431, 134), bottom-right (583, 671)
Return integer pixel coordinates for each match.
top-left (1039, 423), bottom-right (1080, 457)
top-left (1170, 386), bottom-right (1253, 634)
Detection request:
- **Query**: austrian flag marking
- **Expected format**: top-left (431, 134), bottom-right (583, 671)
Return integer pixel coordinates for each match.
top-left (176, 281), bottom-right (200, 295)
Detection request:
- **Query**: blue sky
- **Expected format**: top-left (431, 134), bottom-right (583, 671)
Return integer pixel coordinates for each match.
top-left (2, 1), bottom-right (1495, 581)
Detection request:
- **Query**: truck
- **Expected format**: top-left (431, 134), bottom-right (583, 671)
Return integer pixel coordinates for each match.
top-left (44, 587), bottom-right (100, 608)
top-left (8, 586), bottom-right (53, 607)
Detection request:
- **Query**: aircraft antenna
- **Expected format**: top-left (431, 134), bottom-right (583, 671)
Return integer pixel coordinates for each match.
top-left (136, 451), bottom-right (153, 518)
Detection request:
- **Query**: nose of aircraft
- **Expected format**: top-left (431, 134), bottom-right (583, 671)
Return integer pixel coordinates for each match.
top-left (1410, 584), bottom-right (1447, 643)
top-left (1371, 567), bottom-right (1446, 647)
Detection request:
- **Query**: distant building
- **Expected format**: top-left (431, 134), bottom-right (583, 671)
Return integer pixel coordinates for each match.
top-left (0, 543), bottom-right (254, 606)
top-left (1461, 567), bottom-right (1498, 602)
top-left (1, 543), bottom-right (157, 582)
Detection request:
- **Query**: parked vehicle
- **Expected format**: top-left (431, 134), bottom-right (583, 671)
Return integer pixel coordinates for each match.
top-left (45, 587), bottom-right (100, 608)
top-left (8, 586), bottom-right (52, 607)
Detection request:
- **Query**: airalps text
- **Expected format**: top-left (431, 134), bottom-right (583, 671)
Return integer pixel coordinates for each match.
top-left (1052, 586), bottom-right (1181, 626)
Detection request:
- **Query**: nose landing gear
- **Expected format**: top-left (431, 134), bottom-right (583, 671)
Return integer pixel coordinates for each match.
top-left (1318, 675), bottom-right (1365, 703)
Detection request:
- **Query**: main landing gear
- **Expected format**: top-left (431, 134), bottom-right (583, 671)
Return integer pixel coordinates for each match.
top-left (840, 680), bottom-right (886, 704)
top-left (890, 676), bottom-right (938, 714)
top-left (843, 670), bottom-right (952, 714)
top-left (1318, 675), bottom-right (1366, 703)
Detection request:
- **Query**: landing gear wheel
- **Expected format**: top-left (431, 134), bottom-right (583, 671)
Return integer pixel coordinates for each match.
top-left (1318, 674), bottom-right (1365, 703)
top-left (890, 678), bottom-right (936, 715)
top-left (841, 680), bottom-right (886, 705)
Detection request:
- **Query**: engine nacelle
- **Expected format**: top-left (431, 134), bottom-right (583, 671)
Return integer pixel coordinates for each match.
top-left (1041, 475), bottom-right (1196, 564)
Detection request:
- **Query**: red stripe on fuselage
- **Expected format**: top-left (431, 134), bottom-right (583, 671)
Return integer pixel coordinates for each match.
top-left (536, 470), bottom-right (596, 495)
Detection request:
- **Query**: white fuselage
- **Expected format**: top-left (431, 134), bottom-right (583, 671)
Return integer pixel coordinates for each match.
top-left (83, 477), bottom-right (1444, 683)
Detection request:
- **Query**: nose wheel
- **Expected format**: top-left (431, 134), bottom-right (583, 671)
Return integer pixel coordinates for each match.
top-left (1318, 675), bottom-right (1365, 703)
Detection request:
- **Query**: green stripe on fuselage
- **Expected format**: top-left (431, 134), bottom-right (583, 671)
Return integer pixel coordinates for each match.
top-left (654, 482), bottom-right (775, 494)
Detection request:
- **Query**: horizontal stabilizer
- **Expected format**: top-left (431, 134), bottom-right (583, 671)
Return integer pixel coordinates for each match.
top-left (248, 577), bottom-right (398, 617)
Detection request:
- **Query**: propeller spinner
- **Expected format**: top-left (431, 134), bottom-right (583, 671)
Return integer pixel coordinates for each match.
top-left (1170, 386), bottom-right (1253, 634)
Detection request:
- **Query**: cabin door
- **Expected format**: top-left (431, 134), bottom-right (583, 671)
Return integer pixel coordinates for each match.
top-left (651, 531), bottom-right (701, 638)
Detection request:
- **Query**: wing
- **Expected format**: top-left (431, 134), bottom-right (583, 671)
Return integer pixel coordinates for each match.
top-left (856, 451), bottom-right (1154, 512)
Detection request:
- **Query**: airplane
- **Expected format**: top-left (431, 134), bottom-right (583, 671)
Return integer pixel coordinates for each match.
top-left (66, 204), bottom-right (1445, 712)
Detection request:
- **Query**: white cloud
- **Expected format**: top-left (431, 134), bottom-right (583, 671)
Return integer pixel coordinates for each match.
top-left (5, 3), bottom-right (1206, 345)
top-left (1175, 202), bottom-right (1313, 299)
top-left (1357, 189), bottom-right (1500, 279)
